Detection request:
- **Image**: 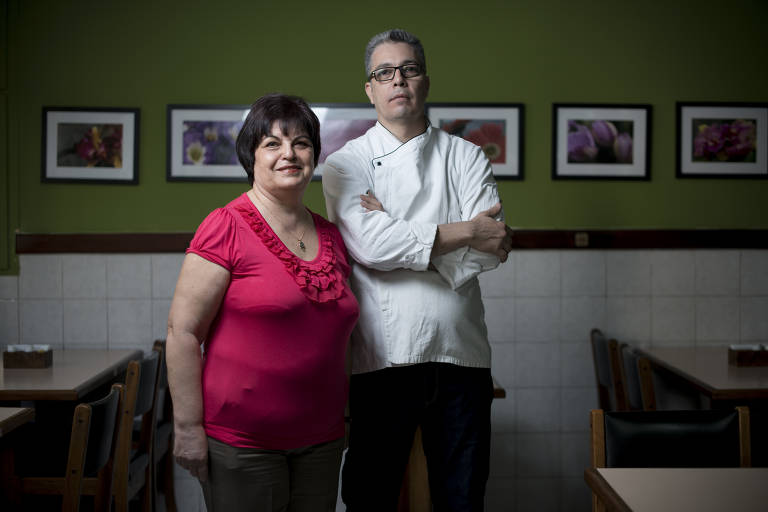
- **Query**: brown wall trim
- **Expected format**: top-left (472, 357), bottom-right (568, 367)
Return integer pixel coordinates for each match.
top-left (16, 233), bottom-right (194, 253)
top-left (15, 229), bottom-right (768, 253)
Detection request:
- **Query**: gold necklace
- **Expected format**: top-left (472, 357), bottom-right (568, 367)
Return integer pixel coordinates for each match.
top-left (249, 191), bottom-right (310, 252)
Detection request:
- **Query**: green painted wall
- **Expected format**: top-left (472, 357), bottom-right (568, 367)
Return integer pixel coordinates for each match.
top-left (4, 0), bottom-right (768, 271)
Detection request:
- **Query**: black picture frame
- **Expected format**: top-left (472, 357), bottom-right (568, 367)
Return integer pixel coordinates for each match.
top-left (552, 103), bottom-right (651, 180)
top-left (166, 104), bottom-right (250, 182)
top-left (427, 102), bottom-right (525, 180)
top-left (42, 107), bottom-right (140, 184)
top-left (676, 102), bottom-right (768, 179)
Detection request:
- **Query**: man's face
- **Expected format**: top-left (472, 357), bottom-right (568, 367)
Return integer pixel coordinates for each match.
top-left (365, 42), bottom-right (429, 127)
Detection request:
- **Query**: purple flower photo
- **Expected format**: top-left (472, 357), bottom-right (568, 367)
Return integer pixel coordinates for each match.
top-left (691, 118), bottom-right (757, 162)
top-left (567, 120), bottom-right (634, 164)
top-left (182, 120), bottom-right (243, 165)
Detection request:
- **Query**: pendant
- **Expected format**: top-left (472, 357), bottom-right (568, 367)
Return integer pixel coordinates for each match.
top-left (298, 240), bottom-right (306, 251)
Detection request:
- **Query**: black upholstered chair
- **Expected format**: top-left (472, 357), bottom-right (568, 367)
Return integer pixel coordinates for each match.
top-left (591, 407), bottom-right (751, 469)
top-left (590, 407), bottom-right (751, 512)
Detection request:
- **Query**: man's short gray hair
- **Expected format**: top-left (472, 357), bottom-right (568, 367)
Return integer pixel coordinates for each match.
top-left (364, 29), bottom-right (426, 77)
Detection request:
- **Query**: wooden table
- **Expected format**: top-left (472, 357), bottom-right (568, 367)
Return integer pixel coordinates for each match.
top-left (585, 467), bottom-right (768, 511)
top-left (0, 349), bottom-right (142, 402)
top-left (0, 407), bottom-right (34, 437)
top-left (638, 346), bottom-right (768, 404)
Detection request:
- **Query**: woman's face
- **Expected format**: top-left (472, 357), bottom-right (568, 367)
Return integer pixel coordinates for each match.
top-left (252, 122), bottom-right (315, 194)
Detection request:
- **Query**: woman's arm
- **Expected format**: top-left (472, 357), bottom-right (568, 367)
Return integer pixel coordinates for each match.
top-left (166, 252), bottom-right (230, 482)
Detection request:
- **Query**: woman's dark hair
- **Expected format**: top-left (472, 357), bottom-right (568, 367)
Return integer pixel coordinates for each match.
top-left (235, 94), bottom-right (321, 185)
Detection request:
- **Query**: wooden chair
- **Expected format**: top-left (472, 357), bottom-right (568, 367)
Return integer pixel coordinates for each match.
top-left (113, 350), bottom-right (160, 512)
top-left (149, 340), bottom-right (176, 512)
top-left (590, 407), bottom-right (751, 511)
top-left (18, 383), bottom-right (124, 511)
top-left (618, 343), bottom-right (656, 411)
top-left (589, 329), bottom-right (626, 411)
top-left (637, 355), bottom-right (703, 411)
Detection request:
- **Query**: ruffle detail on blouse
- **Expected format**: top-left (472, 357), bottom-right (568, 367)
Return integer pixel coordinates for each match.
top-left (234, 204), bottom-right (347, 303)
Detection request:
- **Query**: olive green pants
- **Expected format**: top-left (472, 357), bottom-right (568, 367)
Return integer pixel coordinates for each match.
top-left (202, 436), bottom-right (344, 512)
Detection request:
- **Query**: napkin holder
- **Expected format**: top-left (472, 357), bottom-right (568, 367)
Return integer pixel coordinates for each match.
top-left (728, 346), bottom-right (768, 367)
top-left (3, 349), bottom-right (53, 369)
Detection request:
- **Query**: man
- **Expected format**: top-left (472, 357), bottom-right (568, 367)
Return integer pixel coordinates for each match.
top-left (321, 28), bottom-right (513, 511)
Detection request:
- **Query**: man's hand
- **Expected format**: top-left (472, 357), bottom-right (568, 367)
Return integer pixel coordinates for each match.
top-left (468, 203), bottom-right (513, 262)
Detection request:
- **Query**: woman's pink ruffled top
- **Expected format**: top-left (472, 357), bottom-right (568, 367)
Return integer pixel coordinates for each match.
top-left (233, 201), bottom-right (347, 303)
top-left (186, 192), bottom-right (359, 450)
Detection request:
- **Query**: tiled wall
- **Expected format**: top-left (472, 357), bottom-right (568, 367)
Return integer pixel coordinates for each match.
top-left (479, 249), bottom-right (768, 512)
top-left (1, 249), bottom-right (767, 512)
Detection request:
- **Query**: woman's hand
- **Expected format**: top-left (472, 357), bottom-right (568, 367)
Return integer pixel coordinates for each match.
top-left (174, 423), bottom-right (209, 482)
top-left (360, 190), bottom-right (384, 212)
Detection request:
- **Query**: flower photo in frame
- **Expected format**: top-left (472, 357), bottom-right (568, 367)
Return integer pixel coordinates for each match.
top-left (427, 103), bottom-right (524, 179)
top-left (676, 102), bottom-right (768, 178)
top-left (311, 103), bottom-right (378, 180)
top-left (167, 104), bottom-right (249, 182)
top-left (552, 103), bottom-right (651, 180)
top-left (42, 107), bottom-right (139, 184)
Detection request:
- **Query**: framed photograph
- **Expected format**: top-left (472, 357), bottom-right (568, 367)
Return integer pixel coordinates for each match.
top-left (676, 102), bottom-right (768, 178)
top-left (311, 103), bottom-right (378, 180)
top-left (552, 103), bottom-right (651, 180)
top-left (42, 107), bottom-right (139, 184)
top-left (167, 104), bottom-right (249, 182)
top-left (427, 103), bottom-right (524, 179)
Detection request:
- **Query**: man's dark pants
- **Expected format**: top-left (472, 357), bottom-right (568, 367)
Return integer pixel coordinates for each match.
top-left (342, 362), bottom-right (493, 512)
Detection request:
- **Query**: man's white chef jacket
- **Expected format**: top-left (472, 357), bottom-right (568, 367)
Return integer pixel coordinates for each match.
top-left (321, 122), bottom-right (502, 374)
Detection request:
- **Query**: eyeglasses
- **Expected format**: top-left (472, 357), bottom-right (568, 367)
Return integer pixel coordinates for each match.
top-left (369, 64), bottom-right (423, 82)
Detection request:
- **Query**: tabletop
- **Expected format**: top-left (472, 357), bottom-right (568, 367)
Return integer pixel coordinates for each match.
top-left (0, 407), bottom-right (34, 437)
top-left (639, 346), bottom-right (768, 401)
top-left (0, 349), bottom-right (142, 401)
top-left (585, 467), bottom-right (768, 512)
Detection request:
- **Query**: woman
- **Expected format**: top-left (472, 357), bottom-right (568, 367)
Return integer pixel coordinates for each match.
top-left (167, 93), bottom-right (359, 512)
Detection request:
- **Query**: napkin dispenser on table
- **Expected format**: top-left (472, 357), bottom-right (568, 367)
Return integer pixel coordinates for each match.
top-left (728, 344), bottom-right (768, 367)
top-left (3, 344), bottom-right (53, 368)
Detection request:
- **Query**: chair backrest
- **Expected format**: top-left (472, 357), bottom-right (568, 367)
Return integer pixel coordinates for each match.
top-left (63, 383), bottom-right (124, 511)
top-left (590, 329), bottom-right (626, 411)
top-left (590, 329), bottom-right (613, 410)
top-left (152, 339), bottom-right (171, 424)
top-left (134, 351), bottom-right (161, 418)
top-left (82, 384), bottom-right (123, 477)
top-left (620, 344), bottom-right (655, 411)
top-left (646, 361), bottom-right (703, 411)
top-left (590, 407), bottom-right (751, 469)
